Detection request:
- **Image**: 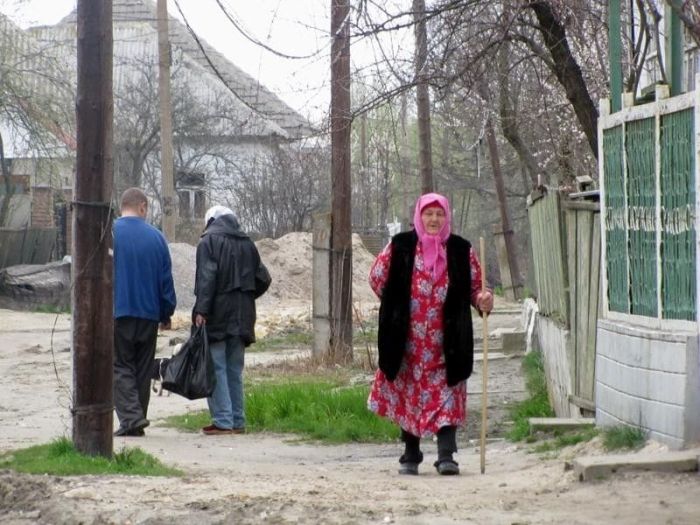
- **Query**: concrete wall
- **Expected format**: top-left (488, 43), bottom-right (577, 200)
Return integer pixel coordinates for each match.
top-left (536, 316), bottom-right (577, 418)
top-left (596, 319), bottom-right (700, 449)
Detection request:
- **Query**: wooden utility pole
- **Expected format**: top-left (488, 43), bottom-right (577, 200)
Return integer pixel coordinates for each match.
top-left (73, 0), bottom-right (114, 457)
top-left (330, 0), bottom-right (353, 362)
top-left (413, 0), bottom-right (433, 194)
top-left (157, 0), bottom-right (176, 238)
top-left (485, 117), bottom-right (522, 300)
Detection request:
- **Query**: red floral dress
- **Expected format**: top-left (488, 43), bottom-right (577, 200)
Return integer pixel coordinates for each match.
top-left (367, 241), bottom-right (484, 437)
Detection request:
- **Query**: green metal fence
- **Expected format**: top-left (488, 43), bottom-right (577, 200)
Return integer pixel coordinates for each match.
top-left (602, 105), bottom-right (696, 321)
top-left (625, 118), bottom-right (658, 317)
top-left (603, 126), bottom-right (629, 313)
top-left (660, 109), bottom-right (696, 320)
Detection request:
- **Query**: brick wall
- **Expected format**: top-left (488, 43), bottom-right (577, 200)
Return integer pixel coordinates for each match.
top-left (31, 186), bottom-right (54, 228)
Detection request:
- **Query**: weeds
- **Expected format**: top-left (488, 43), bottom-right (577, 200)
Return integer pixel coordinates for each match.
top-left (0, 437), bottom-right (182, 476)
top-left (506, 350), bottom-right (554, 442)
top-left (532, 427), bottom-right (599, 453)
top-left (602, 425), bottom-right (647, 451)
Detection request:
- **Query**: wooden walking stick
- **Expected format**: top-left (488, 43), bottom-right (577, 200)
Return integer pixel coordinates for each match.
top-left (479, 236), bottom-right (489, 474)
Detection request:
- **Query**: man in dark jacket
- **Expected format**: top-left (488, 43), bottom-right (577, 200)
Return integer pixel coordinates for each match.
top-left (193, 205), bottom-right (271, 435)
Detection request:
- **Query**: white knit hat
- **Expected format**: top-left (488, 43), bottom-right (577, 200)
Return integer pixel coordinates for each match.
top-left (204, 205), bottom-right (234, 225)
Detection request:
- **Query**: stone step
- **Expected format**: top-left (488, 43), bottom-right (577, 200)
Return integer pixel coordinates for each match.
top-left (529, 417), bottom-right (596, 433)
top-left (572, 450), bottom-right (700, 482)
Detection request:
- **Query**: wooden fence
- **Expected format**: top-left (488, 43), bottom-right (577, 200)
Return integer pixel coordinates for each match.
top-left (0, 228), bottom-right (58, 268)
top-left (564, 199), bottom-right (600, 406)
top-left (527, 189), bottom-right (600, 411)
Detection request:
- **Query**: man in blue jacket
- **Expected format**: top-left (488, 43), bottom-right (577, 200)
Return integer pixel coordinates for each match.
top-left (113, 188), bottom-right (176, 437)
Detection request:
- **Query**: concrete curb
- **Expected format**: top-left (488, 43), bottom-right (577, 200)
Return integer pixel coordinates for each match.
top-left (572, 450), bottom-right (700, 482)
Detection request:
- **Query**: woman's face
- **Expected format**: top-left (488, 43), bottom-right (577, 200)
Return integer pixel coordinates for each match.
top-left (420, 204), bottom-right (446, 235)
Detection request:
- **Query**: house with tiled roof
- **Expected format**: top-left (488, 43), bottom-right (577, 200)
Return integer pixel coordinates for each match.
top-left (1, 0), bottom-right (312, 248)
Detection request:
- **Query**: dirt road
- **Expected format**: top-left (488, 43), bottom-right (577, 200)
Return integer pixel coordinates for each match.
top-left (1, 308), bottom-right (700, 524)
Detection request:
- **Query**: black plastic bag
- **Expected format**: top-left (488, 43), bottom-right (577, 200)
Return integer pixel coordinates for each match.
top-left (162, 324), bottom-right (215, 399)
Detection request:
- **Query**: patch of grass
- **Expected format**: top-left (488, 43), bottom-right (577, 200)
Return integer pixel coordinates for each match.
top-left (506, 350), bottom-right (555, 442)
top-left (33, 304), bottom-right (70, 314)
top-left (532, 427), bottom-right (599, 453)
top-left (248, 331), bottom-right (313, 352)
top-left (0, 437), bottom-right (182, 476)
top-left (354, 325), bottom-right (378, 345)
top-left (602, 425), bottom-right (646, 451)
top-left (164, 380), bottom-right (399, 444)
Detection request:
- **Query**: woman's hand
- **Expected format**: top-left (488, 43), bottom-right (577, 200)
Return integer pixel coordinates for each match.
top-left (476, 291), bottom-right (494, 314)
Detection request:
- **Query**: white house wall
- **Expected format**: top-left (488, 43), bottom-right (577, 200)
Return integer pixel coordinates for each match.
top-left (597, 76), bottom-right (700, 449)
top-left (596, 319), bottom-right (698, 448)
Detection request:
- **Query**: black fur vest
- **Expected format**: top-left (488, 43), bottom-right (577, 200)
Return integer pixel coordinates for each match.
top-left (377, 230), bottom-right (474, 386)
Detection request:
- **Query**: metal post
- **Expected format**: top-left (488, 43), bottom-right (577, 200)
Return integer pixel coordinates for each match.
top-left (609, 0), bottom-right (622, 112)
top-left (73, 0), bottom-right (114, 457)
top-left (665, 1), bottom-right (683, 96)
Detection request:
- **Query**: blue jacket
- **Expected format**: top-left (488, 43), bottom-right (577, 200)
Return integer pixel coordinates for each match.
top-left (113, 216), bottom-right (176, 323)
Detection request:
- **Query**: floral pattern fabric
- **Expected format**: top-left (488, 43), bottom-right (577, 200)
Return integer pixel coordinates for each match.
top-left (367, 241), bottom-right (483, 437)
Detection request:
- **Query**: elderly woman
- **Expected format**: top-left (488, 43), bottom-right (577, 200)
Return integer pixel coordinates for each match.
top-left (368, 193), bottom-right (494, 475)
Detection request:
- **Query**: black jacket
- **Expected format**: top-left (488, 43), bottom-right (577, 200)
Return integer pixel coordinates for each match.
top-left (377, 230), bottom-right (474, 386)
top-left (193, 214), bottom-right (271, 345)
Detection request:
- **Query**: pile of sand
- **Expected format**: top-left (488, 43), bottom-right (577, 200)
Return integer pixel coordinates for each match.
top-left (168, 232), bottom-right (378, 313)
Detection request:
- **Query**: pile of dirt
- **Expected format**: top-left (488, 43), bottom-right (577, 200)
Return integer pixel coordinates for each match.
top-left (169, 232), bottom-right (379, 312)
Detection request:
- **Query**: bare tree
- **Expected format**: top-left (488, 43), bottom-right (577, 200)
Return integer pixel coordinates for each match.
top-left (0, 15), bottom-right (74, 226)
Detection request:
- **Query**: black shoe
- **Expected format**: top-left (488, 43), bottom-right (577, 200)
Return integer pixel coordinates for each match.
top-left (434, 458), bottom-right (460, 475)
top-left (114, 427), bottom-right (145, 437)
top-left (398, 450), bottom-right (423, 475)
top-left (398, 462), bottom-right (419, 475)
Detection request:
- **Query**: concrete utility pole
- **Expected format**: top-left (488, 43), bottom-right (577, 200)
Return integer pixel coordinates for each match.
top-left (330, 0), bottom-right (353, 362)
top-left (413, 0), bottom-right (433, 194)
top-left (73, 0), bottom-right (114, 457)
top-left (157, 0), bottom-right (176, 239)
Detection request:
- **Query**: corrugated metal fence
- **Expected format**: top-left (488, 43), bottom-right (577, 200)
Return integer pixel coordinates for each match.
top-left (0, 228), bottom-right (58, 268)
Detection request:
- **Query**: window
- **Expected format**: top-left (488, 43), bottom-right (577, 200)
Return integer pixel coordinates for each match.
top-left (176, 172), bottom-right (206, 220)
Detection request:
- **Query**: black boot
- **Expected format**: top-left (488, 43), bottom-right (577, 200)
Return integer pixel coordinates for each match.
top-left (434, 426), bottom-right (459, 475)
top-left (399, 429), bottom-right (423, 475)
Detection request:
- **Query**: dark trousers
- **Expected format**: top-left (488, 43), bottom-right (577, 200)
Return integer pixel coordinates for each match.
top-left (114, 317), bottom-right (158, 431)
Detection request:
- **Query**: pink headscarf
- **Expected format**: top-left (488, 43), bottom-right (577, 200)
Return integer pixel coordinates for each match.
top-left (413, 192), bottom-right (451, 280)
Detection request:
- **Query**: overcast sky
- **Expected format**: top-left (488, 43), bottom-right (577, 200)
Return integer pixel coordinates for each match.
top-left (1, 0), bottom-right (336, 122)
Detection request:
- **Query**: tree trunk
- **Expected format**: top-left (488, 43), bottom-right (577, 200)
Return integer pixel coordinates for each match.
top-left (413, 0), bottom-right (433, 193)
top-left (399, 93), bottom-right (412, 225)
top-left (485, 117), bottom-right (522, 298)
top-left (73, 0), bottom-right (114, 458)
top-left (0, 132), bottom-right (12, 227)
top-left (330, 0), bottom-right (353, 363)
top-left (498, 42), bottom-right (540, 186)
top-left (527, 1), bottom-right (599, 158)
